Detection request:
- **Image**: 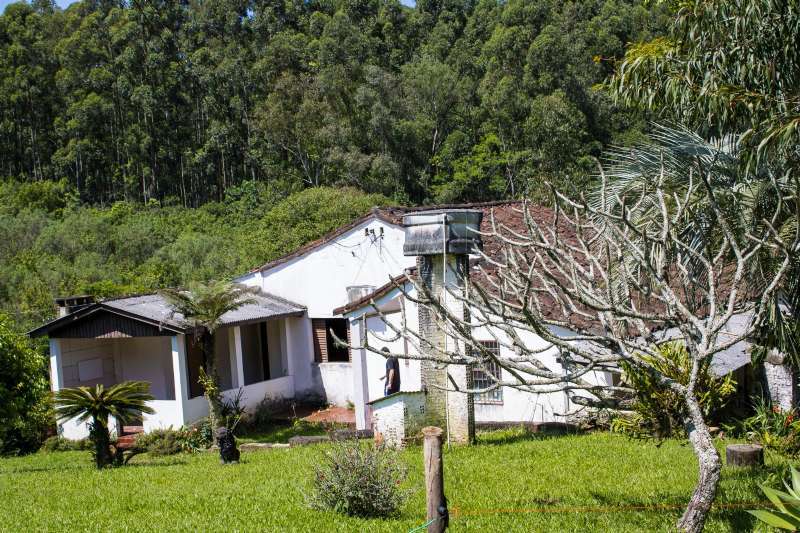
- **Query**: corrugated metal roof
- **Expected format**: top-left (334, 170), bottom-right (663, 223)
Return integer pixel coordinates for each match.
top-left (103, 291), bottom-right (306, 329)
top-left (653, 312), bottom-right (754, 377)
top-left (30, 289), bottom-right (305, 338)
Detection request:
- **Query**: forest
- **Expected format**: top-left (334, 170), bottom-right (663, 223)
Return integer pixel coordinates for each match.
top-left (0, 0), bottom-right (669, 329)
top-left (1, 0), bottom-right (668, 206)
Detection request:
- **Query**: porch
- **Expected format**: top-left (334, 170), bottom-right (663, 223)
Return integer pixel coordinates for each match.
top-left (31, 292), bottom-right (306, 440)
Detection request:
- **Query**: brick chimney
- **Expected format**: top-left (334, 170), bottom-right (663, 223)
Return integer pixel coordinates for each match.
top-left (55, 295), bottom-right (95, 317)
top-left (402, 210), bottom-right (482, 444)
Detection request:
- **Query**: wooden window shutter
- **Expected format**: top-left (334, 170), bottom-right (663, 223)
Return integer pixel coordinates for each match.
top-left (312, 319), bottom-right (328, 363)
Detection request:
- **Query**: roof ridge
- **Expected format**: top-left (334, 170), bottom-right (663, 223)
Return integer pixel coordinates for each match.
top-left (247, 199), bottom-right (528, 274)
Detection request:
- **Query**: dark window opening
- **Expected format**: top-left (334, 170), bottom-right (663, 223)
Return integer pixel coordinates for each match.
top-left (312, 318), bottom-right (351, 363)
top-left (186, 336), bottom-right (205, 399)
top-left (259, 322), bottom-right (270, 381)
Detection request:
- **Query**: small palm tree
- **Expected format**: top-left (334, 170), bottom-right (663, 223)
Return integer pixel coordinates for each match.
top-left (54, 381), bottom-right (154, 468)
top-left (596, 123), bottom-right (799, 364)
top-left (160, 281), bottom-right (257, 433)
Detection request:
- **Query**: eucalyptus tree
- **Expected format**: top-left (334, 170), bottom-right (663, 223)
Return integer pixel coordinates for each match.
top-left (610, 0), bottom-right (800, 168)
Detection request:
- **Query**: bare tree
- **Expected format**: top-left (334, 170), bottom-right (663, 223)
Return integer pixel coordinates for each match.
top-left (355, 164), bottom-right (799, 532)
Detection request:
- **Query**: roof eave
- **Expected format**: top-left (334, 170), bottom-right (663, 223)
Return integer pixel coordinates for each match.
top-left (28, 304), bottom-right (188, 338)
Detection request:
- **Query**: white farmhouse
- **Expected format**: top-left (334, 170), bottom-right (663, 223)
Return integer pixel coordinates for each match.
top-left (36, 200), bottom-right (758, 440)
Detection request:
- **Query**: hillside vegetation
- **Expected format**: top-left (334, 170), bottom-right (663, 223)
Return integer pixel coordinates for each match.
top-left (0, 182), bottom-right (388, 331)
top-left (1, 0), bottom-right (667, 206)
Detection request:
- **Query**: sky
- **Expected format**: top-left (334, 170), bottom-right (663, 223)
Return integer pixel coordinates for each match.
top-left (1, 0), bottom-right (415, 13)
top-left (1, 0), bottom-right (74, 10)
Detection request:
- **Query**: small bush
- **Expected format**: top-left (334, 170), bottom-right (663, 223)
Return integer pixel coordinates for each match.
top-left (308, 440), bottom-right (407, 518)
top-left (611, 342), bottom-right (736, 439)
top-left (178, 420), bottom-right (213, 452)
top-left (40, 436), bottom-right (89, 452)
top-left (738, 396), bottom-right (800, 456)
top-left (134, 429), bottom-right (183, 456)
top-left (240, 396), bottom-right (292, 432)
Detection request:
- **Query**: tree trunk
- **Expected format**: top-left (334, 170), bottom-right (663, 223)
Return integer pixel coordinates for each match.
top-left (90, 418), bottom-right (113, 469)
top-left (201, 332), bottom-right (223, 431)
top-left (677, 396), bottom-right (721, 532)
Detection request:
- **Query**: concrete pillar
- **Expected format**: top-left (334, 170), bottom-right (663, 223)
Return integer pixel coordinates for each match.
top-left (350, 316), bottom-right (372, 430)
top-left (232, 326), bottom-right (245, 388)
top-left (48, 338), bottom-right (63, 392)
top-left (404, 209), bottom-right (481, 445)
top-left (170, 335), bottom-right (187, 423)
top-left (283, 318), bottom-right (295, 377)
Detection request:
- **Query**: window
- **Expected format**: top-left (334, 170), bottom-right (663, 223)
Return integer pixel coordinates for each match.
top-left (312, 318), bottom-right (350, 363)
top-left (471, 341), bottom-right (503, 404)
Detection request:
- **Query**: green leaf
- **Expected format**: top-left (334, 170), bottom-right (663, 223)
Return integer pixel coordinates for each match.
top-left (748, 510), bottom-right (800, 530)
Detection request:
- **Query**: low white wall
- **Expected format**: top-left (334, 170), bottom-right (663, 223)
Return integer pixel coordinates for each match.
top-left (316, 362), bottom-right (353, 406)
top-left (224, 375), bottom-right (295, 411)
top-left (143, 400), bottom-right (185, 431)
top-left (58, 399), bottom-right (184, 439)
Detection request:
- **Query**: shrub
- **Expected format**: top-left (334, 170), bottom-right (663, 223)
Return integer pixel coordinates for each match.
top-left (308, 440), bottom-right (408, 518)
top-left (134, 429), bottom-right (183, 456)
top-left (0, 314), bottom-right (53, 455)
top-left (178, 419), bottom-right (213, 452)
top-left (40, 436), bottom-right (89, 452)
top-left (739, 396), bottom-right (800, 456)
top-left (611, 342), bottom-right (736, 439)
top-left (241, 396), bottom-right (292, 431)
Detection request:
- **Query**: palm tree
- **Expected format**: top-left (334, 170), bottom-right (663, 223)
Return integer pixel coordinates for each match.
top-left (594, 123), bottom-right (799, 364)
top-left (160, 281), bottom-right (257, 432)
top-left (54, 381), bottom-right (155, 468)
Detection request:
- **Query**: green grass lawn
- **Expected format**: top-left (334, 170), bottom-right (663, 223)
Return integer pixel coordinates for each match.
top-left (0, 431), bottom-right (786, 532)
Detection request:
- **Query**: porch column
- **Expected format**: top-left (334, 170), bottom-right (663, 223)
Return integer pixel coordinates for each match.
top-left (49, 338), bottom-right (63, 391)
top-left (232, 326), bottom-right (246, 388)
top-left (171, 335), bottom-right (187, 422)
top-left (283, 318), bottom-right (295, 377)
top-left (350, 316), bottom-right (371, 430)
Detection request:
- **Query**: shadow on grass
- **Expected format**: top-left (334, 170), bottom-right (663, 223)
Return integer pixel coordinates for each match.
top-left (585, 489), bottom-right (759, 531)
top-left (476, 427), bottom-right (582, 446)
top-left (0, 463), bottom-right (90, 474)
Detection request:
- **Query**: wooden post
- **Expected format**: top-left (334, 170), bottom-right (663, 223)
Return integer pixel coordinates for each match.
top-left (423, 426), bottom-right (448, 532)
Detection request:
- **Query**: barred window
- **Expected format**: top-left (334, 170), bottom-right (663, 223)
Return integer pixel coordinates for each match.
top-left (472, 341), bottom-right (503, 404)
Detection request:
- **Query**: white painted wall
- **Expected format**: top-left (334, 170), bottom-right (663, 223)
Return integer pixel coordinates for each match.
top-left (113, 337), bottom-right (175, 400)
top-left (236, 217), bottom-right (414, 318)
top-left (370, 392), bottom-right (426, 448)
top-left (316, 363), bottom-right (353, 405)
top-left (364, 314), bottom-right (421, 401)
top-left (346, 280), bottom-right (613, 426)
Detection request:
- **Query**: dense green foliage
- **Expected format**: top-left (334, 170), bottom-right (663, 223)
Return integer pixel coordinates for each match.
top-left (53, 380), bottom-right (155, 468)
top-left (610, 0), bottom-right (800, 168)
top-left (0, 313), bottom-right (51, 455)
top-left (0, 0), bottom-right (667, 206)
top-left (611, 343), bottom-right (736, 440)
top-left (0, 183), bottom-right (388, 330)
top-left (0, 432), bottom-right (780, 531)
